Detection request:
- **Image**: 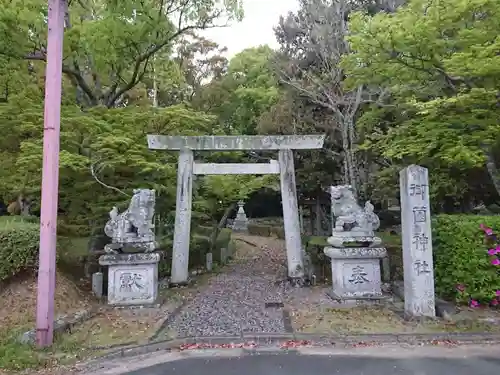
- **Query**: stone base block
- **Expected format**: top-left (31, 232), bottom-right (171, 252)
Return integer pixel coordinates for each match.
top-left (324, 246), bottom-right (387, 300)
top-left (325, 290), bottom-right (392, 308)
top-left (99, 253), bottom-right (160, 306)
top-left (168, 277), bottom-right (194, 288)
top-left (232, 221), bottom-right (248, 232)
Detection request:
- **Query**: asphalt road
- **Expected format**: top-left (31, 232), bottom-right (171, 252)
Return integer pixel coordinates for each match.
top-left (124, 350), bottom-right (500, 375)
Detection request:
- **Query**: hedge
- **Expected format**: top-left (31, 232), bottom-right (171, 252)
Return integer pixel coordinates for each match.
top-left (197, 225), bottom-right (215, 237)
top-left (156, 228), bottom-right (233, 277)
top-left (215, 228), bottom-right (232, 251)
top-left (302, 235), bottom-right (330, 281)
top-left (433, 215), bottom-right (500, 304)
top-left (0, 217), bottom-right (41, 282)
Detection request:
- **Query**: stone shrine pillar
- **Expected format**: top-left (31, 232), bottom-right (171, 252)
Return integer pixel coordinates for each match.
top-left (99, 253), bottom-right (160, 305)
top-left (232, 200), bottom-right (248, 232)
top-left (324, 185), bottom-right (386, 303)
top-left (400, 165), bottom-right (435, 317)
top-left (171, 149), bottom-right (194, 284)
top-left (279, 149), bottom-right (304, 279)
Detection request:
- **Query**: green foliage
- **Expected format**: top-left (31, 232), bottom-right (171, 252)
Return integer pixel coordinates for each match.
top-left (194, 174), bottom-right (278, 224)
top-left (190, 235), bottom-right (211, 267)
top-left (0, 218), bottom-right (40, 282)
top-left (302, 235), bottom-right (330, 282)
top-left (303, 235), bottom-right (328, 247)
top-left (198, 46), bottom-right (279, 135)
top-left (433, 215), bottom-right (500, 304)
top-left (343, 0), bottom-right (500, 207)
top-left (215, 228), bottom-right (232, 252)
top-left (0, 0), bottom-right (243, 108)
top-left (190, 228), bottom-right (233, 266)
top-left (157, 228), bottom-right (233, 276)
top-left (196, 225), bottom-right (215, 237)
top-left (1, 98), bottom-right (223, 233)
top-left (0, 337), bottom-right (46, 372)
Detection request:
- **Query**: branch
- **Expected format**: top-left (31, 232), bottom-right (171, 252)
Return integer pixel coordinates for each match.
top-left (103, 7), bottom-right (227, 107)
top-left (90, 160), bottom-right (131, 197)
top-left (379, 33), bottom-right (472, 92)
top-left (25, 51), bottom-right (99, 105)
top-left (278, 66), bottom-right (339, 114)
top-left (481, 143), bottom-right (500, 198)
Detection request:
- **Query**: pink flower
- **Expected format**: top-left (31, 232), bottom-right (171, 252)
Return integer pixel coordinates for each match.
top-left (480, 224), bottom-right (494, 235)
top-left (491, 299), bottom-right (499, 306)
top-left (470, 299), bottom-right (480, 308)
top-left (456, 284), bottom-right (466, 292)
top-left (496, 290), bottom-right (500, 297)
top-left (488, 249), bottom-right (497, 255)
top-left (491, 258), bottom-right (500, 266)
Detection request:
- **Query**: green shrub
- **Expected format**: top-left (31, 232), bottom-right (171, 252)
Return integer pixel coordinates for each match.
top-left (57, 221), bottom-right (91, 237)
top-left (304, 236), bottom-right (328, 247)
top-left (157, 235), bottom-right (173, 252)
top-left (0, 219), bottom-right (40, 282)
top-left (154, 229), bottom-right (234, 275)
top-left (386, 245), bottom-right (403, 281)
top-left (189, 235), bottom-right (210, 268)
top-left (433, 214), bottom-right (500, 304)
top-left (302, 235), bottom-right (330, 282)
top-left (197, 225), bottom-right (214, 237)
top-left (0, 216), bottom-right (39, 224)
top-left (215, 228), bottom-right (232, 250)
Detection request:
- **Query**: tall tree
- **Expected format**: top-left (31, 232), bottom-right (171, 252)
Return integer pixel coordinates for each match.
top-left (343, 0), bottom-right (500, 210)
top-left (0, 0), bottom-right (242, 108)
top-left (273, 0), bottom-right (403, 194)
top-left (198, 45), bottom-right (279, 135)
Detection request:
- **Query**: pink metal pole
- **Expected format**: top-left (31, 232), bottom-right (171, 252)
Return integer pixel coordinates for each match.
top-left (36, 0), bottom-right (65, 347)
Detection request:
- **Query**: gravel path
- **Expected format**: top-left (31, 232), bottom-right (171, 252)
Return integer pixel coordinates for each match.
top-left (162, 235), bottom-right (289, 337)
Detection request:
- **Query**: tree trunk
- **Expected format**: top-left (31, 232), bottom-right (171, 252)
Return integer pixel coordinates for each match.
top-left (309, 205), bottom-right (314, 235)
top-left (299, 205), bottom-right (304, 234)
top-left (315, 196), bottom-right (321, 236)
top-left (485, 151), bottom-right (500, 197)
top-left (210, 202), bottom-right (236, 252)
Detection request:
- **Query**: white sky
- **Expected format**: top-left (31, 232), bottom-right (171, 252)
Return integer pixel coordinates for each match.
top-left (202, 0), bottom-right (300, 58)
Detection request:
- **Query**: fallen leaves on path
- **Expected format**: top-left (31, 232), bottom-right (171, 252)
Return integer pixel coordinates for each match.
top-left (349, 341), bottom-right (380, 348)
top-left (179, 341), bottom-right (257, 350)
top-left (430, 339), bottom-right (459, 347)
top-left (279, 340), bottom-right (312, 349)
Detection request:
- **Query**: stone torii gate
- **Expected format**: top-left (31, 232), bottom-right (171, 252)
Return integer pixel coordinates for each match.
top-left (147, 134), bottom-right (326, 284)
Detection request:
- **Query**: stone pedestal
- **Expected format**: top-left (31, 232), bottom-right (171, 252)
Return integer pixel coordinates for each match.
top-left (232, 201), bottom-right (248, 232)
top-left (99, 253), bottom-right (160, 306)
top-left (323, 246), bottom-right (387, 301)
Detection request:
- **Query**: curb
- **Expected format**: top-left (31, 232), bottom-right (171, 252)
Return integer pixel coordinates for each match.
top-left (19, 307), bottom-right (98, 345)
top-left (87, 331), bottom-right (500, 363)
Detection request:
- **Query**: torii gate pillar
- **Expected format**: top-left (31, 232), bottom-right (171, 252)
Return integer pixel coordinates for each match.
top-left (147, 135), bottom-right (326, 284)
